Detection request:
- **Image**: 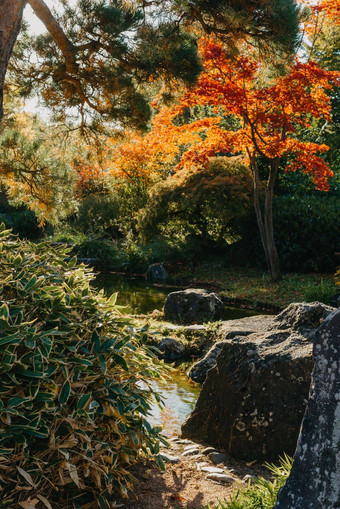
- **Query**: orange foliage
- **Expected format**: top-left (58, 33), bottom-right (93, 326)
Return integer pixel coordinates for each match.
top-left (301, 0), bottom-right (340, 45)
top-left (74, 162), bottom-right (109, 197)
top-left (156, 37), bottom-right (339, 191)
top-left (101, 108), bottom-right (203, 188)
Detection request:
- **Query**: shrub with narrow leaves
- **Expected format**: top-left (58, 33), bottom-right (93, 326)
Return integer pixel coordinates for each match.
top-left (0, 224), bottom-right (165, 508)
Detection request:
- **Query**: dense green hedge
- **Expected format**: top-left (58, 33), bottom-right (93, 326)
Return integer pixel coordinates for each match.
top-left (228, 195), bottom-right (340, 273)
top-left (274, 195), bottom-right (340, 272)
top-left (0, 225), bottom-right (165, 508)
top-left (0, 210), bottom-right (44, 240)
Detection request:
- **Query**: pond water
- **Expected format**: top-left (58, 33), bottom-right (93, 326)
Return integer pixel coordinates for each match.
top-left (146, 368), bottom-right (201, 436)
top-left (93, 272), bottom-right (259, 434)
top-left (94, 272), bottom-right (258, 320)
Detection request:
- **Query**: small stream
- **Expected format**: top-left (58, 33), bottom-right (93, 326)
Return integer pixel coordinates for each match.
top-left (147, 370), bottom-right (201, 435)
top-left (94, 272), bottom-right (258, 434)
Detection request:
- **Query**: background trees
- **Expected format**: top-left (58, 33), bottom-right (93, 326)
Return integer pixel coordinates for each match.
top-left (1, 0), bottom-right (301, 126)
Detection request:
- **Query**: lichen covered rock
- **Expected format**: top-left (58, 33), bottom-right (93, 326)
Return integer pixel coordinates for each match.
top-left (182, 302), bottom-right (336, 460)
top-left (274, 308), bottom-right (340, 508)
top-left (164, 288), bottom-right (223, 324)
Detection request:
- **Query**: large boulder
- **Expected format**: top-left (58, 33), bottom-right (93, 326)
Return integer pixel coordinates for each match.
top-left (182, 302), bottom-right (336, 461)
top-left (164, 288), bottom-right (223, 324)
top-left (189, 315), bottom-right (275, 383)
top-left (269, 301), bottom-right (335, 333)
top-left (274, 308), bottom-right (340, 508)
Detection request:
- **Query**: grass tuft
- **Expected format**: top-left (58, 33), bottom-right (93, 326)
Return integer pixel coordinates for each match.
top-left (203, 455), bottom-right (292, 509)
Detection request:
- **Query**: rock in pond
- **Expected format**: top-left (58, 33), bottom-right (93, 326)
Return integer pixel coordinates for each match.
top-left (146, 262), bottom-right (169, 280)
top-left (156, 337), bottom-right (186, 360)
top-left (164, 288), bottom-right (223, 324)
top-left (182, 302), bottom-right (336, 461)
top-left (274, 308), bottom-right (340, 509)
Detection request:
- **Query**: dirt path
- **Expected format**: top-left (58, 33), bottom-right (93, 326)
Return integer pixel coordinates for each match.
top-left (119, 437), bottom-right (269, 509)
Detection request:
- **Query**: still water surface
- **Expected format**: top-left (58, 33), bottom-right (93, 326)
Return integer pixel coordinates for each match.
top-left (94, 273), bottom-right (258, 320)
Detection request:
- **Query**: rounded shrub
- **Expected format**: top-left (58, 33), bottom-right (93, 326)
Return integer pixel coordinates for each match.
top-left (0, 225), bottom-right (165, 508)
top-left (138, 157), bottom-right (253, 245)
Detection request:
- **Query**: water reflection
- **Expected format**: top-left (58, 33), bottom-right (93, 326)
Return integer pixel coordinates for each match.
top-left (93, 273), bottom-right (258, 320)
top-left (147, 369), bottom-right (201, 436)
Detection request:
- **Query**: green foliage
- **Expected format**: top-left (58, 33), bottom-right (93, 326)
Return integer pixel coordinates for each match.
top-left (0, 224), bottom-right (166, 508)
top-left (77, 235), bottom-right (123, 270)
top-left (138, 158), bottom-right (253, 246)
top-left (203, 455), bottom-right (292, 509)
top-left (178, 0), bottom-right (300, 55)
top-left (0, 210), bottom-right (43, 240)
top-left (12, 1), bottom-right (202, 132)
top-left (75, 185), bottom-right (147, 239)
top-left (119, 235), bottom-right (205, 273)
top-left (303, 278), bottom-right (337, 305)
top-left (274, 195), bottom-right (340, 272)
top-left (232, 195), bottom-right (340, 273)
top-left (0, 129), bottom-right (76, 223)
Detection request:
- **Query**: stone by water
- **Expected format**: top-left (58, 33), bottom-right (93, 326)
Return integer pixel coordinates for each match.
top-left (93, 272), bottom-right (260, 435)
top-left (94, 272), bottom-right (259, 320)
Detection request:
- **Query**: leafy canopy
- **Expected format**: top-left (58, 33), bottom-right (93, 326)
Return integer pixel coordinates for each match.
top-left (9, 0), bottom-right (302, 132)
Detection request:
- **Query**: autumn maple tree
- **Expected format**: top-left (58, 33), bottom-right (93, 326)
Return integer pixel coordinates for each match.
top-left (130, 31), bottom-right (338, 280)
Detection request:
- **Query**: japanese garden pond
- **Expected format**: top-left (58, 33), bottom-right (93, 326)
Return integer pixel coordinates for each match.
top-left (94, 272), bottom-right (259, 434)
top-left (94, 272), bottom-right (258, 320)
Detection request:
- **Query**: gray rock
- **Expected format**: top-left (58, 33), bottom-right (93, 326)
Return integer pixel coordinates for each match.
top-left (189, 314), bottom-right (276, 384)
top-left (146, 263), bottom-right (169, 280)
top-left (182, 448), bottom-right (200, 456)
top-left (160, 453), bottom-right (181, 464)
top-left (219, 315), bottom-right (276, 340)
top-left (274, 309), bottom-right (340, 508)
top-left (164, 288), bottom-right (223, 324)
top-left (182, 302), bottom-right (336, 460)
top-left (270, 301), bottom-right (334, 331)
top-left (183, 331), bottom-right (314, 460)
top-left (209, 452), bottom-right (229, 465)
top-left (157, 337), bottom-right (186, 361)
top-left (189, 341), bottom-right (228, 384)
top-left (202, 447), bottom-right (216, 455)
top-left (206, 473), bottom-right (236, 484)
top-left (201, 466), bottom-right (225, 474)
top-left (186, 324), bottom-right (208, 331)
top-left (189, 454), bottom-right (203, 460)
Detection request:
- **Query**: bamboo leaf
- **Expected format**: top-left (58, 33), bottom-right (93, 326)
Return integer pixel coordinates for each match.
top-left (37, 495), bottom-right (53, 509)
top-left (58, 380), bottom-right (71, 404)
top-left (17, 466), bottom-right (36, 487)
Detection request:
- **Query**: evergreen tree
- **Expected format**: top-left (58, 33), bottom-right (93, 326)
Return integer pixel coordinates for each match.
top-left (1, 0), bottom-right (301, 127)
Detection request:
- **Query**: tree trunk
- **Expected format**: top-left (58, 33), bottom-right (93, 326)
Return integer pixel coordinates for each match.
top-left (250, 154), bottom-right (281, 282)
top-left (28, 0), bottom-right (77, 74)
top-left (250, 155), bottom-right (271, 272)
top-left (264, 160), bottom-right (281, 281)
top-left (0, 0), bottom-right (26, 121)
